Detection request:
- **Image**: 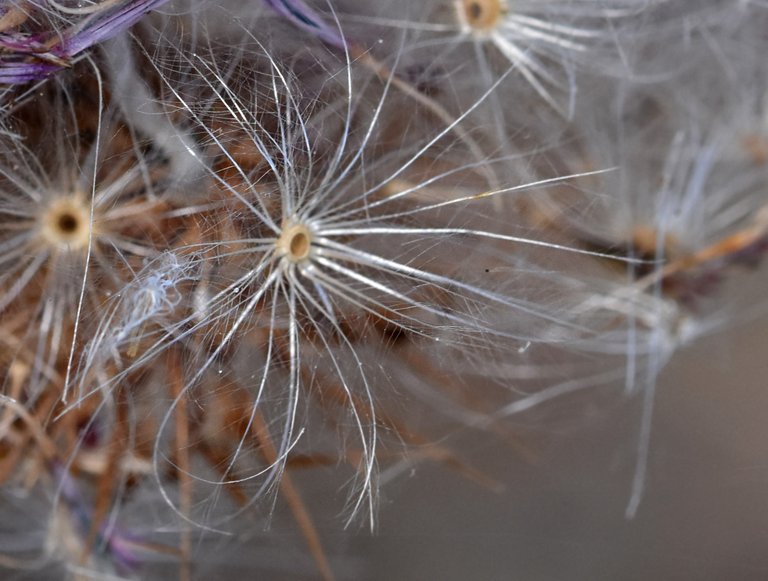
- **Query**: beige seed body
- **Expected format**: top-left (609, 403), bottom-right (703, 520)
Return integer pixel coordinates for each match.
top-left (456, 0), bottom-right (508, 36)
top-left (39, 196), bottom-right (92, 251)
top-left (277, 221), bottom-right (314, 263)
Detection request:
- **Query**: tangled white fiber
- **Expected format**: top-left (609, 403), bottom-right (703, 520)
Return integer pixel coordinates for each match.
top-left (0, 1), bottom-right (767, 580)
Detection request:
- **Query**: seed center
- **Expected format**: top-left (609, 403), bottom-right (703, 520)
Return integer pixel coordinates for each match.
top-left (57, 212), bottom-right (80, 234)
top-left (458, 0), bottom-right (506, 33)
top-left (40, 198), bottom-right (91, 250)
top-left (289, 230), bottom-right (310, 259)
top-left (277, 222), bottom-right (313, 263)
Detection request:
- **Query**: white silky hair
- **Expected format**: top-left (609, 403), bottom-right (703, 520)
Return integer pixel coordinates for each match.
top-left (524, 42), bottom-right (768, 515)
top-left (76, 252), bottom-right (197, 389)
top-left (2, 1), bottom-right (768, 578)
top-left (55, 9), bottom-right (652, 536)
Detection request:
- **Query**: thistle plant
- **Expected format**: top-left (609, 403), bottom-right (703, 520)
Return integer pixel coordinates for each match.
top-left (0, 1), bottom-right (766, 580)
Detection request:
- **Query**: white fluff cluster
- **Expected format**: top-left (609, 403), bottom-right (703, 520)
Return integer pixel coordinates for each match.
top-left (0, 0), bottom-right (766, 579)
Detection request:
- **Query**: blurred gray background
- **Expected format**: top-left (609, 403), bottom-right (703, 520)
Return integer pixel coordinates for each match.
top-left (354, 317), bottom-right (768, 580)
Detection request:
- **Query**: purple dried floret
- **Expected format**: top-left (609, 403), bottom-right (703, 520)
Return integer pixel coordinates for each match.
top-left (0, 0), bottom-right (170, 85)
top-left (62, 0), bottom-right (170, 57)
top-left (53, 461), bottom-right (144, 572)
top-left (263, 0), bottom-right (347, 49)
top-left (0, 59), bottom-right (59, 83)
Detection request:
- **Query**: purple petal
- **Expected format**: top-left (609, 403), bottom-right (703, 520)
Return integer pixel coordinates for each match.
top-left (103, 527), bottom-right (144, 571)
top-left (0, 61), bottom-right (59, 83)
top-left (0, 1), bottom-right (171, 85)
top-left (263, 0), bottom-right (348, 49)
top-left (0, 33), bottom-right (51, 54)
top-left (62, 0), bottom-right (171, 57)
